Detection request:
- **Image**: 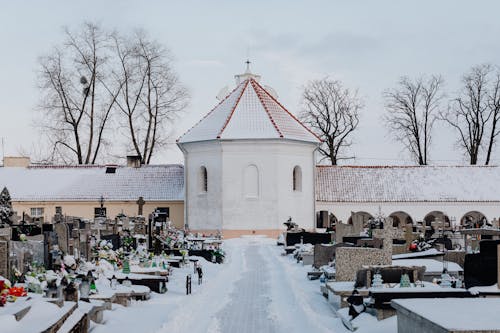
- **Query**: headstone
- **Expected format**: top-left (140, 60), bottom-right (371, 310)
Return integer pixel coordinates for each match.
top-left (54, 223), bottom-right (70, 254)
top-left (335, 222), bottom-right (354, 244)
top-left (134, 218), bottom-right (147, 235)
top-left (351, 213), bottom-right (365, 235)
top-left (404, 223), bottom-right (418, 246)
top-left (0, 236), bottom-right (9, 278)
top-left (43, 231), bottom-right (58, 268)
top-left (313, 244), bottom-right (336, 268)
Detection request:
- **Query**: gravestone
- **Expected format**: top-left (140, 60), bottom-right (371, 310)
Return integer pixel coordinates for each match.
top-left (10, 240), bottom-right (44, 274)
top-left (335, 213), bottom-right (365, 244)
top-left (43, 231), bottom-right (59, 268)
top-left (0, 235), bottom-right (9, 278)
top-left (335, 223), bottom-right (353, 244)
top-left (404, 223), bottom-right (418, 246)
top-left (54, 223), bottom-right (70, 254)
top-left (121, 216), bottom-right (130, 230)
top-left (313, 244), bottom-right (335, 268)
top-left (134, 218), bottom-right (147, 235)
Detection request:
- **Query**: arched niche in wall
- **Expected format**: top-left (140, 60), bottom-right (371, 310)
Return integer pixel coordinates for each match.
top-left (243, 164), bottom-right (259, 198)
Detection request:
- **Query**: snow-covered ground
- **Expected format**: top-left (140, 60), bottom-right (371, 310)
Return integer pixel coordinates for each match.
top-left (90, 236), bottom-right (396, 333)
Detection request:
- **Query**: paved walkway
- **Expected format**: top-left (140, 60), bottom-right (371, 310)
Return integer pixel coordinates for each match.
top-left (216, 242), bottom-right (276, 333)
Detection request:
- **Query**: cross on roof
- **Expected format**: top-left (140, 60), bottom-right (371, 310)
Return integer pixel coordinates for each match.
top-left (245, 59), bottom-right (251, 73)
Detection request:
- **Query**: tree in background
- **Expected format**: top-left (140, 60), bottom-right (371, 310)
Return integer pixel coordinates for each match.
top-left (0, 187), bottom-right (14, 226)
top-left (441, 64), bottom-right (500, 165)
top-left (300, 78), bottom-right (362, 165)
top-left (484, 69), bottom-right (500, 165)
top-left (38, 22), bottom-right (121, 164)
top-left (111, 31), bottom-right (188, 165)
top-left (37, 23), bottom-right (188, 165)
top-left (384, 75), bottom-right (443, 165)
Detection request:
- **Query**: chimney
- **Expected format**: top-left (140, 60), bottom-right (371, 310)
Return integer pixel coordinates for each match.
top-left (105, 164), bottom-right (118, 174)
top-left (126, 155), bottom-right (141, 168)
top-left (3, 156), bottom-right (30, 168)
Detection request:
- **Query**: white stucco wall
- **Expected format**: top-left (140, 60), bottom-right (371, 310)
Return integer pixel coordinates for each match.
top-left (179, 139), bottom-right (317, 231)
top-left (316, 201), bottom-right (500, 225)
top-left (221, 140), bottom-right (316, 231)
top-left (180, 141), bottom-right (223, 230)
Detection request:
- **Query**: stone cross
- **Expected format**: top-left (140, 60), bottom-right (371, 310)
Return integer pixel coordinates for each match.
top-left (404, 223), bottom-right (418, 245)
top-left (372, 218), bottom-right (404, 263)
top-left (136, 197), bottom-right (146, 216)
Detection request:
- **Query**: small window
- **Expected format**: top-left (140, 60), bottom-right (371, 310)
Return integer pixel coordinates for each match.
top-left (94, 207), bottom-right (107, 218)
top-left (30, 208), bottom-right (44, 223)
top-left (293, 166), bottom-right (302, 192)
top-left (199, 166), bottom-right (208, 192)
top-left (30, 207), bottom-right (44, 217)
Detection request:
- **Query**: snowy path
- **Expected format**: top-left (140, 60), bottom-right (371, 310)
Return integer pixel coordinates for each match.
top-left (94, 237), bottom-right (384, 333)
top-left (216, 242), bottom-right (276, 333)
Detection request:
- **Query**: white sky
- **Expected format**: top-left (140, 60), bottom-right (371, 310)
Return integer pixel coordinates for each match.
top-left (1, 0), bottom-right (500, 165)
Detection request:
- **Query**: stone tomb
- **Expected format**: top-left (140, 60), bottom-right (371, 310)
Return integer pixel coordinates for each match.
top-left (335, 219), bottom-right (401, 281)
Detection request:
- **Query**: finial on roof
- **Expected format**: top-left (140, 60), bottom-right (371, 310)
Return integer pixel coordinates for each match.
top-left (245, 59), bottom-right (251, 73)
top-left (235, 59), bottom-right (261, 84)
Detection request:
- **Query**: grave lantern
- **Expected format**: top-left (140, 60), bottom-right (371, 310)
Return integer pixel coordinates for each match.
top-left (111, 275), bottom-right (118, 290)
top-left (79, 275), bottom-right (90, 301)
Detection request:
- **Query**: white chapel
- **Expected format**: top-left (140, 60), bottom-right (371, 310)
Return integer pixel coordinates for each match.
top-left (177, 66), bottom-right (321, 237)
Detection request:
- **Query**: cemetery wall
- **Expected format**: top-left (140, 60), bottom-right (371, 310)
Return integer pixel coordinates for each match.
top-left (316, 201), bottom-right (500, 226)
top-left (12, 201), bottom-right (184, 229)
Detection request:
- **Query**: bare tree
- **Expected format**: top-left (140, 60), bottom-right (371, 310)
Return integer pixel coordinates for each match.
top-left (485, 71), bottom-right (500, 165)
top-left (441, 65), bottom-right (494, 165)
top-left (112, 31), bottom-right (189, 164)
top-left (384, 75), bottom-right (443, 165)
top-left (37, 22), bottom-right (121, 164)
top-left (300, 78), bottom-right (362, 165)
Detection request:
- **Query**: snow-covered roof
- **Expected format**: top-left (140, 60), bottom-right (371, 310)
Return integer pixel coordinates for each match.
top-left (178, 77), bottom-right (321, 144)
top-left (0, 164), bottom-right (184, 202)
top-left (316, 165), bottom-right (500, 202)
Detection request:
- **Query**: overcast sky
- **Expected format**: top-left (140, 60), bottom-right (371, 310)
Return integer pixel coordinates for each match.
top-left (1, 0), bottom-right (500, 165)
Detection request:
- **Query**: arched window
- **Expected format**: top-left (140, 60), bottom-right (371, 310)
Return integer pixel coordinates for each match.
top-left (199, 166), bottom-right (208, 192)
top-left (244, 165), bottom-right (259, 198)
top-left (292, 166), bottom-right (302, 192)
